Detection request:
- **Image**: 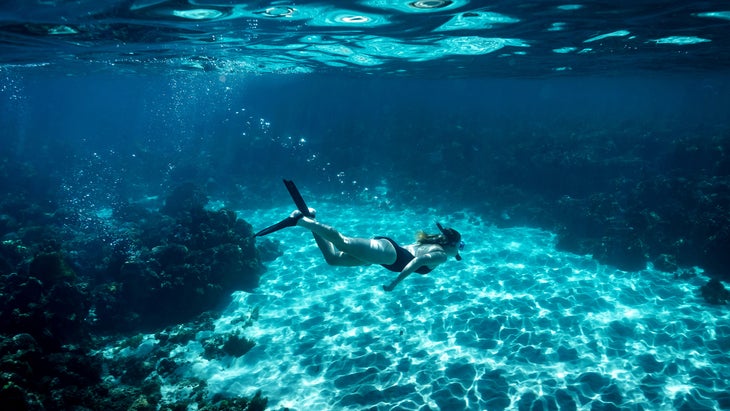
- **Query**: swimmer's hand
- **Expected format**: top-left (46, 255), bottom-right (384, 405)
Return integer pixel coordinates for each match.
top-left (383, 284), bottom-right (395, 292)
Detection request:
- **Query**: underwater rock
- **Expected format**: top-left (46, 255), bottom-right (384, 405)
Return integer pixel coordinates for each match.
top-left (92, 203), bottom-right (262, 332)
top-left (555, 227), bottom-right (596, 257)
top-left (0, 163), bottom-right (268, 411)
top-left (653, 253), bottom-right (678, 272)
top-left (0, 330), bottom-right (110, 411)
top-left (150, 243), bottom-right (189, 267)
top-left (128, 395), bottom-right (155, 411)
top-left (256, 237), bottom-right (283, 262)
top-left (0, 213), bottom-right (19, 237)
top-left (28, 251), bottom-right (77, 284)
top-left (156, 358), bottom-right (178, 377)
top-left (0, 238), bottom-right (29, 275)
top-left (700, 278), bottom-right (730, 305)
top-left (701, 227), bottom-right (730, 282)
top-left (0, 333), bottom-right (42, 384)
top-left (203, 333), bottom-right (256, 359)
top-left (112, 200), bottom-right (155, 223)
top-left (161, 182), bottom-right (208, 218)
top-left (94, 312), bottom-right (265, 411)
top-left (203, 390), bottom-right (268, 411)
top-left (0, 381), bottom-right (30, 411)
top-left (1, 255), bottom-right (91, 351)
top-left (221, 334), bottom-right (256, 357)
top-left (1, 262), bottom-right (103, 409)
top-left (42, 280), bottom-right (92, 345)
top-left (595, 234), bottom-right (647, 272)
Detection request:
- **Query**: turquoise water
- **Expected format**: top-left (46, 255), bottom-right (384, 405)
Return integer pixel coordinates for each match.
top-left (104, 196), bottom-right (729, 410)
top-left (3, 1), bottom-right (730, 410)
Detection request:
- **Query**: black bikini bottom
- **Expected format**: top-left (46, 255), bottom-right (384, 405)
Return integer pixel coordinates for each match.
top-left (374, 236), bottom-right (432, 274)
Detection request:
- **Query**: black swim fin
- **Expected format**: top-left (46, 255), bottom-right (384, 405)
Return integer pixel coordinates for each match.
top-left (254, 215), bottom-right (300, 237)
top-left (254, 180), bottom-right (313, 237)
top-left (283, 179), bottom-right (314, 217)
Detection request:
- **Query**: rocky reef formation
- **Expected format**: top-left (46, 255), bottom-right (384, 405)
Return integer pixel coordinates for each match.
top-left (0, 182), bottom-right (267, 410)
top-left (95, 182), bottom-right (264, 332)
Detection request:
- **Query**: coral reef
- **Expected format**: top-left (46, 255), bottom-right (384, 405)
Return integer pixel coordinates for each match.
top-left (0, 182), bottom-right (267, 410)
top-left (92, 185), bottom-right (264, 332)
top-left (1, 248), bottom-right (91, 352)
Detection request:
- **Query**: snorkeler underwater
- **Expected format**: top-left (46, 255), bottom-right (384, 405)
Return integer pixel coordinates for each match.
top-left (1, 1), bottom-right (730, 410)
top-left (255, 180), bottom-right (463, 292)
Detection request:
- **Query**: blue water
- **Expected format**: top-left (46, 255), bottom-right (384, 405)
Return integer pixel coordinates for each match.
top-left (2, 1), bottom-right (730, 410)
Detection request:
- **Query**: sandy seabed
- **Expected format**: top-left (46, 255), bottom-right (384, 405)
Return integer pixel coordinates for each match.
top-left (151, 202), bottom-right (729, 410)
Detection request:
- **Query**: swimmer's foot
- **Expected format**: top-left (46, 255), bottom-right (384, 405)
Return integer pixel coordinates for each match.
top-left (382, 284), bottom-right (394, 292)
top-left (254, 208), bottom-right (316, 237)
top-left (291, 208), bottom-right (316, 226)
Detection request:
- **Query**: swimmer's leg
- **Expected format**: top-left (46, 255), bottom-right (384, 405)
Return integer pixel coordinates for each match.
top-left (310, 233), bottom-right (366, 266)
top-left (298, 217), bottom-right (396, 265)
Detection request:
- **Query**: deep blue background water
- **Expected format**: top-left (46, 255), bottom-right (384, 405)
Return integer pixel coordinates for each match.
top-left (3, 72), bottom-right (729, 206)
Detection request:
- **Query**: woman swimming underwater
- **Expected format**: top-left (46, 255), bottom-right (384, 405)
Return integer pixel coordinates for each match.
top-left (289, 209), bottom-right (464, 291)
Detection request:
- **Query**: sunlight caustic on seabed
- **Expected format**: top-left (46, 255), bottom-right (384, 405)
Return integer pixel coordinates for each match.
top-left (141, 200), bottom-right (729, 410)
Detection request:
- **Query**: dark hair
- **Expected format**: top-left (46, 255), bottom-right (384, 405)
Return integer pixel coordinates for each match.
top-left (415, 223), bottom-right (461, 247)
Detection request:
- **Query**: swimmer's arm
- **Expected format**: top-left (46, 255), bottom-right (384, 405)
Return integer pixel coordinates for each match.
top-left (410, 252), bottom-right (447, 274)
top-left (382, 252), bottom-right (447, 292)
